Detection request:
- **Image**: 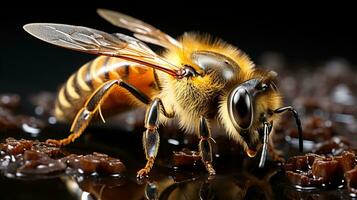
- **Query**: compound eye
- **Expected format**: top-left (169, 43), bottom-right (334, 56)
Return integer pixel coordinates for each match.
top-left (261, 83), bottom-right (268, 91)
top-left (230, 88), bottom-right (253, 129)
top-left (257, 83), bottom-right (269, 91)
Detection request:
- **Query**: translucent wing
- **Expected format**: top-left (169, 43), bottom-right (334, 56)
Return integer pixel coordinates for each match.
top-left (97, 9), bottom-right (181, 49)
top-left (23, 23), bottom-right (180, 76)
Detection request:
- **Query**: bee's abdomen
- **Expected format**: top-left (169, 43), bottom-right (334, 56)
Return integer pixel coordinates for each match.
top-left (54, 56), bottom-right (158, 122)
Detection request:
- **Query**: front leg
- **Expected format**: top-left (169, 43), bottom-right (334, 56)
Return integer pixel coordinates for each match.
top-left (259, 121), bottom-right (284, 168)
top-left (137, 98), bottom-right (173, 178)
top-left (198, 116), bottom-right (216, 176)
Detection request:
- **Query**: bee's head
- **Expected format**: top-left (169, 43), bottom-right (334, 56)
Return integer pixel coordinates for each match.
top-left (222, 70), bottom-right (282, 157)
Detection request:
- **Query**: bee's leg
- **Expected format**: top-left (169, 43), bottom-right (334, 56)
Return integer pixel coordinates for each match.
top-left (259, 121), bottom-right (285, 168)
top-left (265, 105), bottom-right (304, 165)
top-left (259, 122), bottom-right (271, 168)
top-left (137, 98), bottom-right (170, 178)
top-left (198, 116), bottom-right (216, 176)
top-left (274, 106), bottom-right (303, 152)
top-left (47, 79), bottom-right (151, 146)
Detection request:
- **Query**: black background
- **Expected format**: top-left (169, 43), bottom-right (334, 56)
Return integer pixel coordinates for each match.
top-left (0, 1), bottom-right (356, 95)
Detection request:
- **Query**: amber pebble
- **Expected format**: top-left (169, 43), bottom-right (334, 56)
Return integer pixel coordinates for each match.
top-left (345, 167), bottom-right (357, 196)
top-left (286, 171), bottom-right (323, 187)
top-left (311, 158), bottom-right (339, 182)
top-left (79, 155), bottom-right (101, 174)
top-left (64, 153), bottom-right (126, 174)
top-left (99, 158), bottom-right (126, 174)
top-left (285, 151), bottom-right (357, 188)
top-left (18, 150), bottom-right (66, 175)
top-left (285, 154), bottom-right (322, 187)
top-left (0, 138), bottom-right (126, 176)
top-left (173, 148), bottom-right (201, 167)
top-left (336, 151), bottom-right (355, 174)
top-left (23, 149), bottom-right (43, 160)
top-left (31, 143), bottom-right (61, 157)
top-left (65, 155), bottom-right (99, 174)
top-left (1, 138), bottom-right (33, 155)
top-left (284, 154), bottom-right (316, 172)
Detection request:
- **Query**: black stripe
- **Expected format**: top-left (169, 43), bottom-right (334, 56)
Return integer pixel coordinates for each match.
top-left (123, 64), bottom-right (130, 79)
top-left (103, 57), bottom-right (111, 80)
top-left (86, 80), bottom-right (118, 111)
top-left (84, 79), bottom-right (151, 112)
top-left (119, 81), bottom-right (151, 104)
top-left (73, 72), bottom-right (82, 96)
top-left (153, 69), bottom-right (162, 90)
top-left (85, 61), bottom-right (94, 89)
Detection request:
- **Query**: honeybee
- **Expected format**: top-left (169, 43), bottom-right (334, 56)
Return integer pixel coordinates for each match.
top-left (23, 9), bottom-right (303, 178)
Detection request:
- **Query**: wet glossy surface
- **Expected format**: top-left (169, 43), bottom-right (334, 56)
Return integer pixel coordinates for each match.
top-left (0, 123), bottom-right (271, 199)
top-left (1, 58), bottom-right (357, 199)
top-left (0, 123), bottom-right (355, 200)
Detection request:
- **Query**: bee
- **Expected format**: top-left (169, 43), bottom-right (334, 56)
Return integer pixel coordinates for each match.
top-left (23, 9), bottom-right (303, 178)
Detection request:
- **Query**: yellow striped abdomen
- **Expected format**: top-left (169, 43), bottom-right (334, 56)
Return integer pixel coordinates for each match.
top-left (54, 56), bottom-right (160, 122)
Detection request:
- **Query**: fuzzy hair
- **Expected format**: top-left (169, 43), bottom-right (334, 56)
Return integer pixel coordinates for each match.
top-left (158, 33), bottom-right (251, 132)
top-left (157, 33), bottom-right (283, 152)
top-left (219, 67), bottom-right (283, 147)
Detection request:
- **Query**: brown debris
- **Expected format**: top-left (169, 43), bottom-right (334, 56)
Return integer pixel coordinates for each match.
top-left (345, 167), bottom-right (357, 196)
top-left (0, 138), bottom-right (60, 156)
top-left (173, 148), bottom-right (201, 167)
top-left (285, 151), bottom-right (356, 189)
top-left (1, 138), bottom-right (35, 155)
top-left (63, 152), bottom-right (126, 174)
top-left (18, 150), bottom-right (66, 175)
top-left (0, 138), bottom-right (125, 177)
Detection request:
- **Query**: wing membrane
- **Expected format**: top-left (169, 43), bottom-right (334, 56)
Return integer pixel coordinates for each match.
top-left (97, 9), bottom-right (181, 49)
top-left (23, 23), bottom-right (179, 76)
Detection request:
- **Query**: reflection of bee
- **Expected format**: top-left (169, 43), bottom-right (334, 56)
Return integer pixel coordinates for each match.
top-left (24, 9), bottom-right (303, 178)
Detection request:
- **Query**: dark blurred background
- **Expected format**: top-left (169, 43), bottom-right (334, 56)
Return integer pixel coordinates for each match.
top-left (0, 1), bottom-right (356, 95)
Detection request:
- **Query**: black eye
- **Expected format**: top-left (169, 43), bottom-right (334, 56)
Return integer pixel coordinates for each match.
top-left (229, 87), bottom-right (253, 129)
top-left (261, 83), bottom-right (268, 91)
top-left (256, 83), bottom-right (268, 91)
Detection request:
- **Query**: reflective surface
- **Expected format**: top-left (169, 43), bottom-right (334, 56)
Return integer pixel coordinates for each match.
top-left (0, 57), bottom-right (357, 200)
top-left (0, 122), bottom-right (354, 200)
